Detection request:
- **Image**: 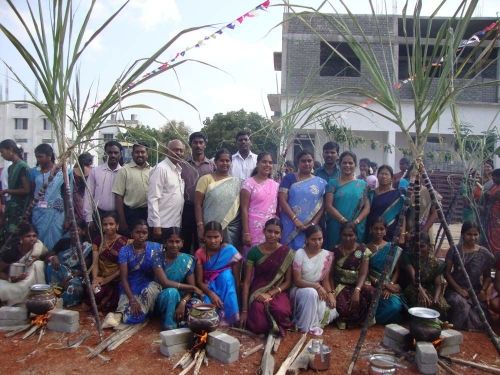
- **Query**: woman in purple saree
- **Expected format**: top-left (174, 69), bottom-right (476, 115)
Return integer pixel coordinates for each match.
top-left (241, 219), bottom-right (294, 336)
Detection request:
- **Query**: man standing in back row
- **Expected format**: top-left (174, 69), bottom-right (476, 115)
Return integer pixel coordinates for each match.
top-left (315, 141), bottom-right (340, 182)
top-left (230, 130), bottom-right (257, 180)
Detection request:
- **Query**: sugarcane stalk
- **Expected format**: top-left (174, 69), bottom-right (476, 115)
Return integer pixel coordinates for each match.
top-left (420, 166), bottom-right (500, 354)
top-left (413, 173), bottom-right (422, 303)
top-left (347, 171), bottom-right (416, 375)
top-left (61, 161), bottom-right (103, 340)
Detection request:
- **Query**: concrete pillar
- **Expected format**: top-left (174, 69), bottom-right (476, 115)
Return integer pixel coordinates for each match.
top-left (384, 130), bottom-right (396, 169)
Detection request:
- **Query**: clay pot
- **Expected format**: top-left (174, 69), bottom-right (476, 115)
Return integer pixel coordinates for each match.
top-left (408, 307), bottom-right (442, 342)
top-left (26, 284), bottom-right (57, 315)
top-left (187, 303), bottom-right (220, 333)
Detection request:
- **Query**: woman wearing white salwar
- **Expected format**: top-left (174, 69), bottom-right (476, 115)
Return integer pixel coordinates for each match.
top-left (0, 224), bottom-right (47, 306)
top-left (290, 226), bottom-right (338, 333)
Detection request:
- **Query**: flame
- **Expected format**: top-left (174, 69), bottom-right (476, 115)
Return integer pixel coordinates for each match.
top-left (191, 331), bottom-right (209, 353)
top-left (432, 338), bottom-right (442, 348)
top-left (32, 313), bottom-right (49, 327)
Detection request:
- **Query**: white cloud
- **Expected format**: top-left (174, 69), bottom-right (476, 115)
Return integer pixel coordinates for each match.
top-left (129, 0), bottom-right (181, 30)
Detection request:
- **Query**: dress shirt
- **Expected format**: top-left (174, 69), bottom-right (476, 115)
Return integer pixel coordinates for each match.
top-left (83, 162), bottom-right (122, 222)
top-left (112, 161), bottom-right (150, 209)
top-left (147, 158), bottom-right (184, 228)
top-left (230, 151), bottom-right (257, 180)
top-left (315, 164), bottom-right (340, 183)
top-left (181, 156), bottom-right (215, 203)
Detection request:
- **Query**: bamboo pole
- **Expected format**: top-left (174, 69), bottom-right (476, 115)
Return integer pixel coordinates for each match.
top-left (61, 161), bottom-right (103, 340)
top-left (347, 173), bottom-right (416, 375)
top-left (442, 357), bottom-right (500, 374)
top-left (260, 335), bottom-right (275, 375)
top-left (275, 334), bottom-right (307, 375)
top-left (420, 166), bottom-right (500, 354)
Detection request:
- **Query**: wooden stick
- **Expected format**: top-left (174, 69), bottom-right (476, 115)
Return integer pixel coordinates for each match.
top-left (442, 357), bottom-right (500, 374)
top-left (275, 334), bottom-right (307, 375)
top-left (181, 357), bottom-right (194, 370)
top-left (260, 335), bottom-right (275, 375)
top-left (173, 352), bottom-right (191, 369)
top-left (227, 326), bottom-right (263, 339)
top-left (272, 337), bottom-right (281, 353)
top-left (288, 339), bottom-right (314, 375)
top-left (193, 349), bottom-right (205, 375)
top-left (242, 343), bottom-right (264, 358)
top-left (437, 360), bottom-right (461, 375)
top-left (179, 351), bottom-right (200, 375)
top-left (36, 326), bottom-right (45, 344)
top-left (22, 324), bottom-right (39, 339)
top-left (88, 326), bottom-right (134, 358)
top-left (107, 321), bottom-right (147, 351)
top-left (4, 324), bottom-right (30, 337)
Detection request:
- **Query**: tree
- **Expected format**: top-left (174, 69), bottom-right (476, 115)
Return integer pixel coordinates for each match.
top-left (201, 109), bottom-right (278, 159)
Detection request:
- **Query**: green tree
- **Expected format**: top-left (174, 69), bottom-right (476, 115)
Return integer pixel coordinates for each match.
top-left (201, 109), bottom-right (277, 159)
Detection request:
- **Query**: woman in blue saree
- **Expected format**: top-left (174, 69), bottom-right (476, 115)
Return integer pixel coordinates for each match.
top-left (31, 144), bottom-right (68, 250)
top-left (325, 151), bottom-right (370, 249)
top-left (367, 218), bottom-right (405, 324)
top-left (195, 221), bottom-right (242, 324)
top-left (195, 149), bottom-right (241, 247)
top-left (117, 220), bottom-right (162, 324)
top-left (278, 150), bottom-right (326, 250)
top-left (154, 227), bottom-right (204, 330)
top-left (366, 165), bottom-right (404, 243)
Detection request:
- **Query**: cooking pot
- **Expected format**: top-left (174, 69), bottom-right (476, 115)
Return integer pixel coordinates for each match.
top-left (408, 307), bottom-right (442, 342)
top-left (308, 340), bottom-right (331, 371)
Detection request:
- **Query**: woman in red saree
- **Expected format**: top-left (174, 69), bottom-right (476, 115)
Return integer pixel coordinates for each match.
top-left (241, 219), bottom-right (294, 336)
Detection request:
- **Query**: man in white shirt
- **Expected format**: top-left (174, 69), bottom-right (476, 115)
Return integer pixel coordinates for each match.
top-left (230, 130), bottom-right (257, 180)
top-left (148, 139), bottom-right (185, 241)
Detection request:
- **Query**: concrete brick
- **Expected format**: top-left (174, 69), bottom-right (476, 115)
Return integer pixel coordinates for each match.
top-left (439, 329), bottom-right (463, 347)
top-left (416, 342), bottom-right (438, 365)
top-left (48, 309), bottom-right (79, 324)
top-left (159, 343), bottom-right (189, 357)
top-left (382, 335), bottom-right (408, 352)
top-left (206, 345), bottom-right (239, 364)
top-left (416, 362), bottom-right (437, 375)
top-left (207, 331), bottom-right (240, 354)
top-left (160, 328), bottom-right (192, 346)
top-left (438, 344), bottom-right (460, 357)
top-left (0, 306), bottom-right (28, 321)
top-left (47, 320), bottom-right (79, 333)
top-left (0, 319), bottom-right (29, 327)
top-left (384, 324), bottom-right (410, 343)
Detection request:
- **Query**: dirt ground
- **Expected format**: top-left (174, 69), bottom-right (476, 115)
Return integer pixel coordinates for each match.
top-left (1, 307), bottom-right (499, 375)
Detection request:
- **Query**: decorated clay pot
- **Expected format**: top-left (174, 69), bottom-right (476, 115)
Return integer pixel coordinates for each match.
top-left (26, 284), bottom-right (57, 315)
top-left (187, 303), bottom-right (220, 333)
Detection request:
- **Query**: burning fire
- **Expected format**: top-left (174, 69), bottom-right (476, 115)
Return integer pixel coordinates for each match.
top-left (32, 313), bottom-right (49, 327)
top-left (190, 331), bottom-right (209, 353)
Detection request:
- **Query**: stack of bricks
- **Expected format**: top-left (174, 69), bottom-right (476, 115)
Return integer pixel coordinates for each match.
top-left (206, 331), bottom-right (240, 364)
top-left (0, 306), bottom-right (28, 328)
top-left (159, 328), bottom-right (193, 357)
top-left (47, 309), bottom-right (79, 333)
top-left (382, 323), bottom-right (411, 352)
top-left (438, 329), bottom-right (463, 357)
top-left (416, 341), bottom-right (438, 375)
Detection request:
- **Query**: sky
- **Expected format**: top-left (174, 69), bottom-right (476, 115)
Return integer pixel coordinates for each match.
top-left (1, 0), bottom-right (498, 133)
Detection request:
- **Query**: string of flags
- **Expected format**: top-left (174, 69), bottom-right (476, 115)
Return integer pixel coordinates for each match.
top-left (91, 0), bottom-right (271, 109)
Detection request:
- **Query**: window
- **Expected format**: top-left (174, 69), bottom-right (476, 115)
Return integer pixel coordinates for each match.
top-left (14, 118), bottom-right (28, 130)
top-left (42, 139), bottom-right (55, 144)
top-left (15, 138), bottom-right (28, 143)
top-left (43, 118), bottom-right (52, 131)
top-left (320, 42), bottom-right (361, 77)
top-left (103, 133), bottom-right (114, 141)
top-left (23, 152), bottom-right (28, 161)
top-left (14, 103), bottom-right (28, 109)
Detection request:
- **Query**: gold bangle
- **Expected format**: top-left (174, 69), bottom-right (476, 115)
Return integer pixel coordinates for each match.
top-left (277, 286), bottom-right (282, 294)
top-left (355, 287), bottom-right (361, 292)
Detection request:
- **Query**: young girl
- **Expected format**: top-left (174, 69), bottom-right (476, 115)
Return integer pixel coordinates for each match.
top-left (241, 218), bottom-right (294, 336)
top-left (291, 225), bottom-right (338, 334)
top-left (89, 211), bottom-right (128, 313)
top-left (154, 227), bottom-right (203, 330)
top-left (367, 218), bottom-right (405, 324)
top-left (445, 221), bottom-right (495, 330)
top-left (116, 220), bottom-right (162, 324)
top-left (195, 221), bottom-right (242, 325)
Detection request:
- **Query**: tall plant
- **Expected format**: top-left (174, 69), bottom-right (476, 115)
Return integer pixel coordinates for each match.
top-left (1, 0), bottom-right (206, 338)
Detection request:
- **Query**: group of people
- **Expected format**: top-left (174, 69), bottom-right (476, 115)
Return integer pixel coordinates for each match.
top-left (0, 131), bottom-right (499, 335)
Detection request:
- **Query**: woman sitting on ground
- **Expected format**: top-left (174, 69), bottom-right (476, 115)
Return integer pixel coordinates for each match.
top-left (154, 227), bottom-right (203, 330)
top-left (402, 233), bottom-right (448, 316)
top-left (290, 225), bottom-right (338, 334)
top-left (195, 221), bottom-right (242, 325)
top-left (367, 218), bottom-right (405, 324)
top-left (332, 222), bottom-right (375, 329)
top-left (0, 223), bottom-right (47, 306)
top-left (116, 220), bottom-right (162, 324)
top-left (240, 218), bottom-right (294, 336)
top-left (46, 219), bottom-right (92, 307)
top-left (88, 211), bottom-right (128, 313)
top-left (445, 221), bottom-right (495, 330)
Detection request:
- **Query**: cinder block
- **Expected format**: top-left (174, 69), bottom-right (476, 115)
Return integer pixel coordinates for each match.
top-left (48, 309), bottom-right (79, 324)
top-left (160, 328), bottom-right (192, 346)
top-left (207, 331), bottom-right (240, 354)
top-left (438, 344), bottom-right (460, 357)
top-left (416, 361), bottom-right (437, 375)
top-left (47, 320), bottom-right (79, 333)
top-left (159, 343), bottom-right (189, 357)
top-left (384, 324), bottom-right (410, 343)
top-left (206, 344), bottom-right (239, 364)
top-left (0, 306), bottom-right (28, 321)
top-left (416, 342), bottom-right (438, 365)
top-left (382, 335), bottom-right (408, 351)
top-left (0, 318), bottom-right (29, 326)
top-left (439, 329), bottom-right (463, 347)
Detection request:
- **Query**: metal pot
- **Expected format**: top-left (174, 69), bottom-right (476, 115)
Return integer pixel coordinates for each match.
top-left (187, 303), bottom-right (220, 333)
top-left (308, 340), bottom-right (331, 371)
top-left (9, 262), bottom-right (26, 278)
top-left (369, 354), bottom-right (398, 375)
top-left (408, 307), bottom-right (442, 342)
top-left (25, 284), bottom-right (57, 315)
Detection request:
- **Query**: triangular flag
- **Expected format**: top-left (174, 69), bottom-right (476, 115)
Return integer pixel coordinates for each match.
top-left (244, 11), bottom-right (256, 18)
top-left (210, 33), bottom-right (217, 39)
top-left (261, 0), bottom-right (270, 9)
top-left (216, 29), bottom-right (223, 35)
top-left (180, 51), bottom-right (186, 56)
top-left (237, 16), bottom-right (244, 24)
top-left (226, 23), bottom-right (235, 29)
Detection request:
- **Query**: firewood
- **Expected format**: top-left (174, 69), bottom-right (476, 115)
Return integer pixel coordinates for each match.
top-left (173, 352), bottom-right (191, 369)
top-left (87, 325), bottom-right (134, 358)
top-left (107, 321), bottom-right (147, 351)
top-left (437, 360), bottom-right (461, 375)
top-left (242, 343), bottom-right (264, 358)
top-left (442, 357), bottom-right (500, 374)
top-left (260, 335), bottom-right (275, 375)
top-left (273, 337), bottom-right (281, 353)
top-left (288, 339), bottom-right (314, 375)
top-left (22, 324), bottom-right (39, 339)
top-left (193, 349), bottom-right (205, 375)
top-left (179, 351), bottom-right (200, 375)
top-left (275, 334), bottom-right (307, 375)
top-left (4, 324), bottom-right (30, 337)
